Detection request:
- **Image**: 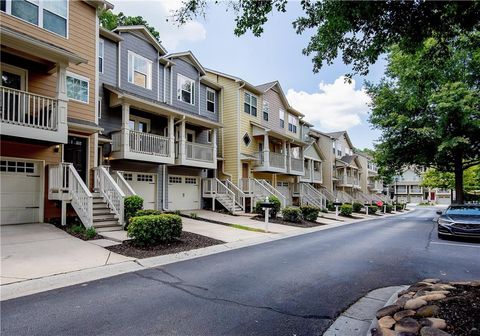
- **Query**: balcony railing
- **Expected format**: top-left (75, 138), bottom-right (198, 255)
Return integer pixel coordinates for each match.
top-left (1, 86), bottom-right (58, 131)
top-left (269, 152), bottom-right (285, 169)
top-left (410, 188), bottom-right (422, 194)
top-left (338, 175), bottom-right (359, 186)
top-left (290, 157), bottom-right (303, 173)
top-left (111, 130), bottom-right (169, 157)
top-left (313, 169), bottom-right (322, 182)
top-left (186, 142), bottom-right (214, 162)
top-left (303, 167), bottom-right (311, 179)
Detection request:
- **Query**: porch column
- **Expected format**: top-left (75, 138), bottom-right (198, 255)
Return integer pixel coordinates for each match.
top-left (168, 115), bottom-right (175, 158)
top-left (56, 63), bottom-right (68, 142)
top-left (282, 140), bottom-right (287, 171)
top-left (287, 142), bottom-right (292, 172)
top-left (343, 167), bottom-right (347, 184)
top-left (121, 103), bottom-right (130, 153)
top-left (263, 133), bottom-right (270, 167)
top-left (212, 129), bottom-right (217, 162)
top-left (179, 119), bottom-right (186, 162)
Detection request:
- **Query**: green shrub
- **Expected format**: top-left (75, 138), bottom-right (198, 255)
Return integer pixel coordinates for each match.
top-left (281, 207), bottom-right (302, 222)
top-left (127, 214), bottom-right (182, 246)
top-left (69, 224), bottom-right (85, 234)
top-left (395, 203), bottom-right (404, 211)
top-left (300, 205), bottom-right (320, 221)
top-left (190, 212), bottom-right (198, 219)
top-left (385, 204), bottom-right (393, 213)
top-left (352, 202), bottom-right (363, 213)
top-left (326, 201), bottom-right (335, 212)
top-left (255, 196), bottom-right (281, 218)
top-left (369, 205), bottom-right (379, 214)
top-left (340, 204), bottom-right (353, 216)
top-left (85, 227), bottom-right (97, 239)
top-left (125, 195), bottom-right (144, 223)
top-left (135, 209), bottom-right (162, 217)
top-left (321, 208), bottom-right (329, 213)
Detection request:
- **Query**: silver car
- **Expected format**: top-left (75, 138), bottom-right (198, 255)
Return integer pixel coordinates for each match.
top-left (437, 205), bottom-right (480, 239)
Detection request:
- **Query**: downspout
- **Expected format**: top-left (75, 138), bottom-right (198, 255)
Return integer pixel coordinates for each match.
top-left (117, 33), bottom-right (122, 88)
top-left (157, 52), bottom-right (160, 101)
top-left (162, 164), bottom-right (167, 211)
top-left (219, 86), bottom-right (232, 180)
top-left (236, 81), bottom-right (246, 184)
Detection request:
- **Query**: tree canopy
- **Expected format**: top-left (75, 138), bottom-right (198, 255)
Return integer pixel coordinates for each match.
top-left (99, 10), bottom-right (161, 41)
top-left (421, 166), bottom-right (480, 192)
top-left (173, 0), bottom-right (480, 77)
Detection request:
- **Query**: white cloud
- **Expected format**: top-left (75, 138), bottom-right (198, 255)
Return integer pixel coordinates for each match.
top-left (287, 76), bottom-right (371, 132)
top-left (110, 0), bottom-right (206, 50)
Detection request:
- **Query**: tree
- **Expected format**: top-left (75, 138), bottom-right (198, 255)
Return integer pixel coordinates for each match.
top-left (99, 10), bottom-right (161, 41)
top-left (368, 33), bottom-right (480, 204)
top-left (173, 0), bottom-right (480, 77)
top-left (422, 167), bottom-right (480, 193)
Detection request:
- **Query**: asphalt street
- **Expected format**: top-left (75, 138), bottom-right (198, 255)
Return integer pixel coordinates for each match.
top-left (2, 207), bottom-right (480, 336)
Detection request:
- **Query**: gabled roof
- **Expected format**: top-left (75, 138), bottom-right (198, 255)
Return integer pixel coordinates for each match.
top-left (256, 80), bottom-right (304, 117)
top-left (206, 68), bottom-right (263, 94)
top-left (99, 26), bottom-right (123, 42)
top-left (84, 0), bottom-right (114, 10)
top-left (304, 141), bottom-right (326, 161)
top-left (113, 25), bottom-right (167, 55)
top-left (326, 130), bottom-right (355, 149)
top-left (337, 154), bottom-right (362, 169)
top-left (165, 51), bottom-right (206, 76)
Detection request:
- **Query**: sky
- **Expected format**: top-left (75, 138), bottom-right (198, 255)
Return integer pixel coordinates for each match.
top-left (109, 0), bottom-right (387, 149)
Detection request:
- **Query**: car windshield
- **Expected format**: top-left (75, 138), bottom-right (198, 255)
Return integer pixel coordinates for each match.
top-left (445, 206), bottom-right (480, 215)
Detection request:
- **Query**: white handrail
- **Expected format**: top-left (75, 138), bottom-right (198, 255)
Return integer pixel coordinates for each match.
top-left (114, 171), bottom-right (137, 196)
top-left (202, 178), bottom-right (237, 213)
top-left (258, 179), bottom-right (287, 208)
top-left (300, 183), bottom-right (327, 209)
top-left (225, 179), bottom-right (245, 211)
top-left (186, 142), bottom-right (214, 162)
top-left (94, 166), bottom-right (125, 225)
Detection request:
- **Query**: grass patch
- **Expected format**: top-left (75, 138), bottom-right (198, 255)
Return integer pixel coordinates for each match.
top-left (227, 224), bottom-right (266, 233)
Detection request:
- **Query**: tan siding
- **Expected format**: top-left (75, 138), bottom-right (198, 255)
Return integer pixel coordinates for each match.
top-left (317, 134), bottom-right (334, 192)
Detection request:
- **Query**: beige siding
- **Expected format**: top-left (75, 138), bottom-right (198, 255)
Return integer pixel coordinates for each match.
top-left (317, 134), bottom-right (334, 192)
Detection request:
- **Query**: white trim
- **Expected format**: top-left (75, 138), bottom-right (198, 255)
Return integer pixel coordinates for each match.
top-left (98, 38), bottom-right (104, 74)
top-left (67, 133), bottom-right (91, 184)
top-left (95, 14), bottom-right (100, 124)
top-left (186, 129), bottom-right (195, 142)
top-left (0, 63), bottom-right (28, 90)
top-left (206, 130), bottom-right (212, 144)
top-left (206, 87), bottom-right (216, 113)
top-left (177, 73), bottom-right (195, 105)
top-left (244, 91), bottom-right (258, 116)
top-left (66, 71), bottom-right (90, 104)
top-left (127, 50), bottom-right (153, 90)
top-left (129, 115), bottom-right (151, 133)
top-left (262, 100), bottom-right (269, 121)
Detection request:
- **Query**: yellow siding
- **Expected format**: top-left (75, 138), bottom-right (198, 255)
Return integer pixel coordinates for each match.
top-left (317, 134), bottom-right (334, 192)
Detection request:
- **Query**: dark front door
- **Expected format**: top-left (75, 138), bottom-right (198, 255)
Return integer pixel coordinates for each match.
top-left (64, 136), bottom-right (87, 182)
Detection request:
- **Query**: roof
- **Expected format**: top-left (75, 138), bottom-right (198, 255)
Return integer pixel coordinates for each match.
top-left (113, 25), bottom-right (167, 55)
top-left (255, 81), bottom-right (277, 92)
top-left (165, 51), bottom-right (206, 76)
top-left (206, 68), bottom-right (263, 95)
top-left (84, 0), bottom-right (114, 10)
top-left (255, 80), bottom-right (304, 117)
top-left (99, 27), bottom-right (123, 42)
top-left (326, 131), bottom-right (346, 139)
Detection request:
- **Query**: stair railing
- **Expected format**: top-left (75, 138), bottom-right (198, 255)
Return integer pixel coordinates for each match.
top-left (93, 166), bottom-right (125, 226)
top-left (114, 171), bottom-right (137, 196)
top-left (301, 183), bottom-right (327, 209)
top-left (225, 179), bottom-right (245, 211)
top-left (257, 179), bottom-right (287, 208)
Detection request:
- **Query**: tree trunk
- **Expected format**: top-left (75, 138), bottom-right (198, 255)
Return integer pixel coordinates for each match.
top-left (453, 152), bottom-right (464, 204)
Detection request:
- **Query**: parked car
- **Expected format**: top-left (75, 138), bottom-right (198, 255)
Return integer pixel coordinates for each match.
top-left (436, 205), bottom-right (480, 239)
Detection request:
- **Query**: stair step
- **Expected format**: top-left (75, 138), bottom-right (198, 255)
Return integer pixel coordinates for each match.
top-left (93, 219), bottom-right (119, 226)
top-left (95, 226), bottom-right (123, 233)
top-left (93, 209), bottom-right (113, 215)
top-left (93, 214), bottom-right (116, 220)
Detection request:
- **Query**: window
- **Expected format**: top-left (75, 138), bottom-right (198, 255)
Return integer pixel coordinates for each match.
top-left (279, 109), bottom-right (285, 128)
top-left (177, 74), bottom-right (195, 104)
top-left (128, 51), bottom-right (152, 89)
top-left (123, 173), bottom-right (133, 181)
top-left (262, 101), bottom-right (269, 121)
top-left (2, 0), bottom-right (68, 37)
top-left (128, 116), bottom-right (150, 133)
top-left (185, 177), bottom-right (197, 184)
top-left (206, 88), bottom-right (215, 113)
top-left (288, 114), bottom-right (297, 133)
top-left (207, 130), bottom-right (212, 143)
top-left (169, 176), bottom-right (182, 184)
top-left (0, 160), bottom-right (35, 173)
top-left (66, 73), bottom-right (89, 103)
top-left (98, 39), bottom-right (104, 74)
top-left (242, 133), bottom-right (251, 147)
top-left (137, 174), bottom-right (153, 182)
top-left (244, 92), bottom-right (257, 116)
top-left (97, 97), bottom-right (102, 119)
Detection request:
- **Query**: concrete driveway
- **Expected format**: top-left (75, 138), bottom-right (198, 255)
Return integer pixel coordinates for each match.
top-left (1, 224), bottom-right (132, 285)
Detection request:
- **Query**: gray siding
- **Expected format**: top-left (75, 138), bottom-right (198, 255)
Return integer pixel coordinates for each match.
top-left (99, 37), bottom-right (118, 86)
top-left (119, 32), bottom-right (160, 101)
top-left (165, 66), bottom-right (171, 104)
top-left (199, 83), bottom-right (220, 122)
top-left (171, 58), bottom-right (200, 115)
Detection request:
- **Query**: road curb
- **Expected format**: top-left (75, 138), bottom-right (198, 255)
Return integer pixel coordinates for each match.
top-left (323, 285), bottom-right (408, 336)
top-left (0, 210), bottom-right (412, 301)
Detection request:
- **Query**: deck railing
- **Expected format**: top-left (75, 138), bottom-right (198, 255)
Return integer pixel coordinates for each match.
top-left (94, 166), bottom-right (125, 226)
top-left (269, 152), bottom-right (285, 169)
top-left (111, 130), bottom-right (169, 157)
top-left (186, 142), bottom-right (214, 162)
top-left (290, 157), bottom-right (303, 173)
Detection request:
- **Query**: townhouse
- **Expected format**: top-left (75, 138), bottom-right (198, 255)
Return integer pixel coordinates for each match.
top-left (97, 26), bottom-right (221, 212)
top-left (0, 0), bottom-right (112, 226)
top-left (356, 151), bottom-right (389, 203)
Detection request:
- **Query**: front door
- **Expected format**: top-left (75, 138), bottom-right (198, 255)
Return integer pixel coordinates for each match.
top-left (242, 163), bottom-right (249, 179)
top-left (64, 136), bottom-right (87, 182)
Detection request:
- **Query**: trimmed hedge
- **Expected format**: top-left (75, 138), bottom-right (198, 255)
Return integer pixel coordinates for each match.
top-left (385, 204), bottom-right (393, 213)
top-left (281, 207), bottom-right (302, 223)
top-left (127, 214), bottom-right (182, 246)
top-left (255, 196), bottom-right (281, 218)
top-left (369, 205), bottom-right (379, 214)
top-left (340, 204), bottom-right (353, 216)
top-left (326, 201), bottom-right (335, 212)
top-left (135, 209), bottom-right (162, 217)
top-left (352, 202), bottom-right (363, 213)
top-left (300, 205), bottom-right (321, 221)
top-left (125, 195), bottom-right (144, 223)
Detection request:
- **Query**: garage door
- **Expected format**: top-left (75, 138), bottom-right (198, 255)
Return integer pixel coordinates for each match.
top-left (168, 175), bottom-right (200, 210)
top-left (122, 172), bottom-right (157, 210)
top-left (436, 195), bottom-right (451, 205)
top-left (409, 195), bottom-right (423, 204)
top-left (276, 182), bottom-right (292, 206)
top-left (0, 159), bottom-right (41, 225)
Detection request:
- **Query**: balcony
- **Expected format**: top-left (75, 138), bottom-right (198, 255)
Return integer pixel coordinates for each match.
top-left (410, 187), bottom-right (423, 194)
top-left (175, 141), bottom-right (216, 169)
top-left (254, 151), bottom-right (287, 173)
top-left (0, 86), bottom-right (67, 143)
top-left (110, 129), bottom-right (174, 164)
top-left (396, 187), bottom-right (408, 194)
top-left (300, 160), bottom-right (322, 183)
top-left (368, 180), bottom-right (383, 192)
top-left (289, 157), bottom-right (304, 175)
top-left (337, 175), bottom-right (360, 188)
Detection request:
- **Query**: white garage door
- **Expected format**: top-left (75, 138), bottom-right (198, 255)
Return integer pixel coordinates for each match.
top-left (276, 182), bottom-right (292, 206)
top-left (437, 196), bottom-right (451, 205)
top-left (123, 172), bottom-right (157, 210)
top-left (1, 159), bottom-right (41, 225)
top-left (409, 195), bottom-right (423, 204)
top-left (168, 175), bottom-right (200, 210)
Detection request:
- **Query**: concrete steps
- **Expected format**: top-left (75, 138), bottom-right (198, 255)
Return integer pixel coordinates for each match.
top-left (91, 192), bottom-right (122, 232)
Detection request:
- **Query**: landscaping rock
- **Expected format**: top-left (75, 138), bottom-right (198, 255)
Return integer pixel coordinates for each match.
top-left (429, 284), bottom-right (455, 291)
top-left (416, 293), bottom-right (446, 302)
top-left (376, 304), bottom-right (402, 319)
top-left (397, 333), bottom-right (419, 336)
top-left (394, 310), bottom-right (416, 321)
top-left (404, 298), bottom-right (428, 309)
top-left (371, 327), bottom-right (397, 336)
top-left (395, 296), bottom-right (410, 308)
top-left (422, 279), bottom-right (440, 284)
top-left (378, 316), bottom-right (396, 329)
top-left (418, 318), bottom-right (447, 330)
top-left (395, 317), bottom-right (420, 334)
top-left (420, 326), bottom-right (451, 336)
top-left (415, 305), bottom-right (440, 318)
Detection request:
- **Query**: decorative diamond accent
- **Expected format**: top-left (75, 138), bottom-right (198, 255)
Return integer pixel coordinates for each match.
top-left (243, 133), bottom-right (251, 147)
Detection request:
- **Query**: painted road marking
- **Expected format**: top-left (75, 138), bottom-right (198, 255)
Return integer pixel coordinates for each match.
top-left (431, 241), bottom-right (480, 248)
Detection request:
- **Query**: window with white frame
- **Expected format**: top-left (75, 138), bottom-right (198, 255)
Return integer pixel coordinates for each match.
top-left (262, 101), bottom-right (269, 121)
top-left (207, 130), bottom-right (212, 143)
top-left (98, 39), bottom-right (104, 74)
top-left (279, 109), bottom-right (285, 128)
top-left (128, 51), bottom-right (152, 89)
top-left (1, 0), bottom-right (68, 37)
top-left (97, 97), bottom-right (102, 119)
top-left (128, 115), bottom-right (150, 133)
top-left (288, 114), bottom-right (297, 133)
top-left (66, 73), bottom-right (89, 103)
top-left (206, 88), bottom-right (215, 112)
top-left (244, 92), bottom-right (257, 116)
top-left (177, 74), bottom-right (195, 104)
top-left (332, 142), bottom-right (336, 154)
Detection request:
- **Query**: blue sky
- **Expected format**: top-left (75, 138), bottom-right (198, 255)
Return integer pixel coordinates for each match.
top-left (110, 0), bottom-right (386, 149)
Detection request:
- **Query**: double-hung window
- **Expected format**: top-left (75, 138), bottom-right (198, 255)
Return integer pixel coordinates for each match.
top-left (279, 109), bottom-right (285, 128)
top-left (244, 92), bottom-right (257, 116)
top-left (177, 74), bottom-right (195, 105)
top-left (98, 39), bottom-right (105, 74)
top-left (128, 51), bottom-right (152, 89)
top-left (288, 114), bottom-right (297, 133)
top-left (262, 101), bottom-right (269, 121)
top-left (2, 0), bottom-right (68, 37)
top-left (66, 72), bottom-right (89, 104)
top-left (206, 88), bottom-right (215, 112)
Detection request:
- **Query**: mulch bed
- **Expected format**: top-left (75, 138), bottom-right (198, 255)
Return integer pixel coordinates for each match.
top-left (437, 284), bottom-right (480, 336)
top-left (106, 232), bottom-right (224, 259)
top-left (54, 224), bottom-right (102, 241)
top-left (252, 215), bottom-right (326, 228)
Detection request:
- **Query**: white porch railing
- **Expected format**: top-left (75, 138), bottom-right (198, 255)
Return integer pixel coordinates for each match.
top-left (1, 86), bottom-right (58, 131)
top-left (269, 152), bottom-right (285, 169)
top-left (300, 183), bottom-right (327, 209)
top-left (313, 169), bottom-right (322, 182)
top-left (320, 187), bottom-right (336, 202)
top-left (335, 190), bottom-right (354, 203)
top-left (186, 142), bottom-right (214, 162)
top-left (224, 179), bottom-right (245, 211)
top-left (290, 157), bottom-right (303, 173)
top-left (114, 171), bottom-right (137, 196)
top-left (303, 167), bottom-right (311, 180)
top-left (94, 166), bottom-right (125, 225)
top-left (202, 178), bottom-right (237, 213)
top-left (111, 130), bottom-right (169, 157)
top-left (258, 179), bottom-right (287, 208)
